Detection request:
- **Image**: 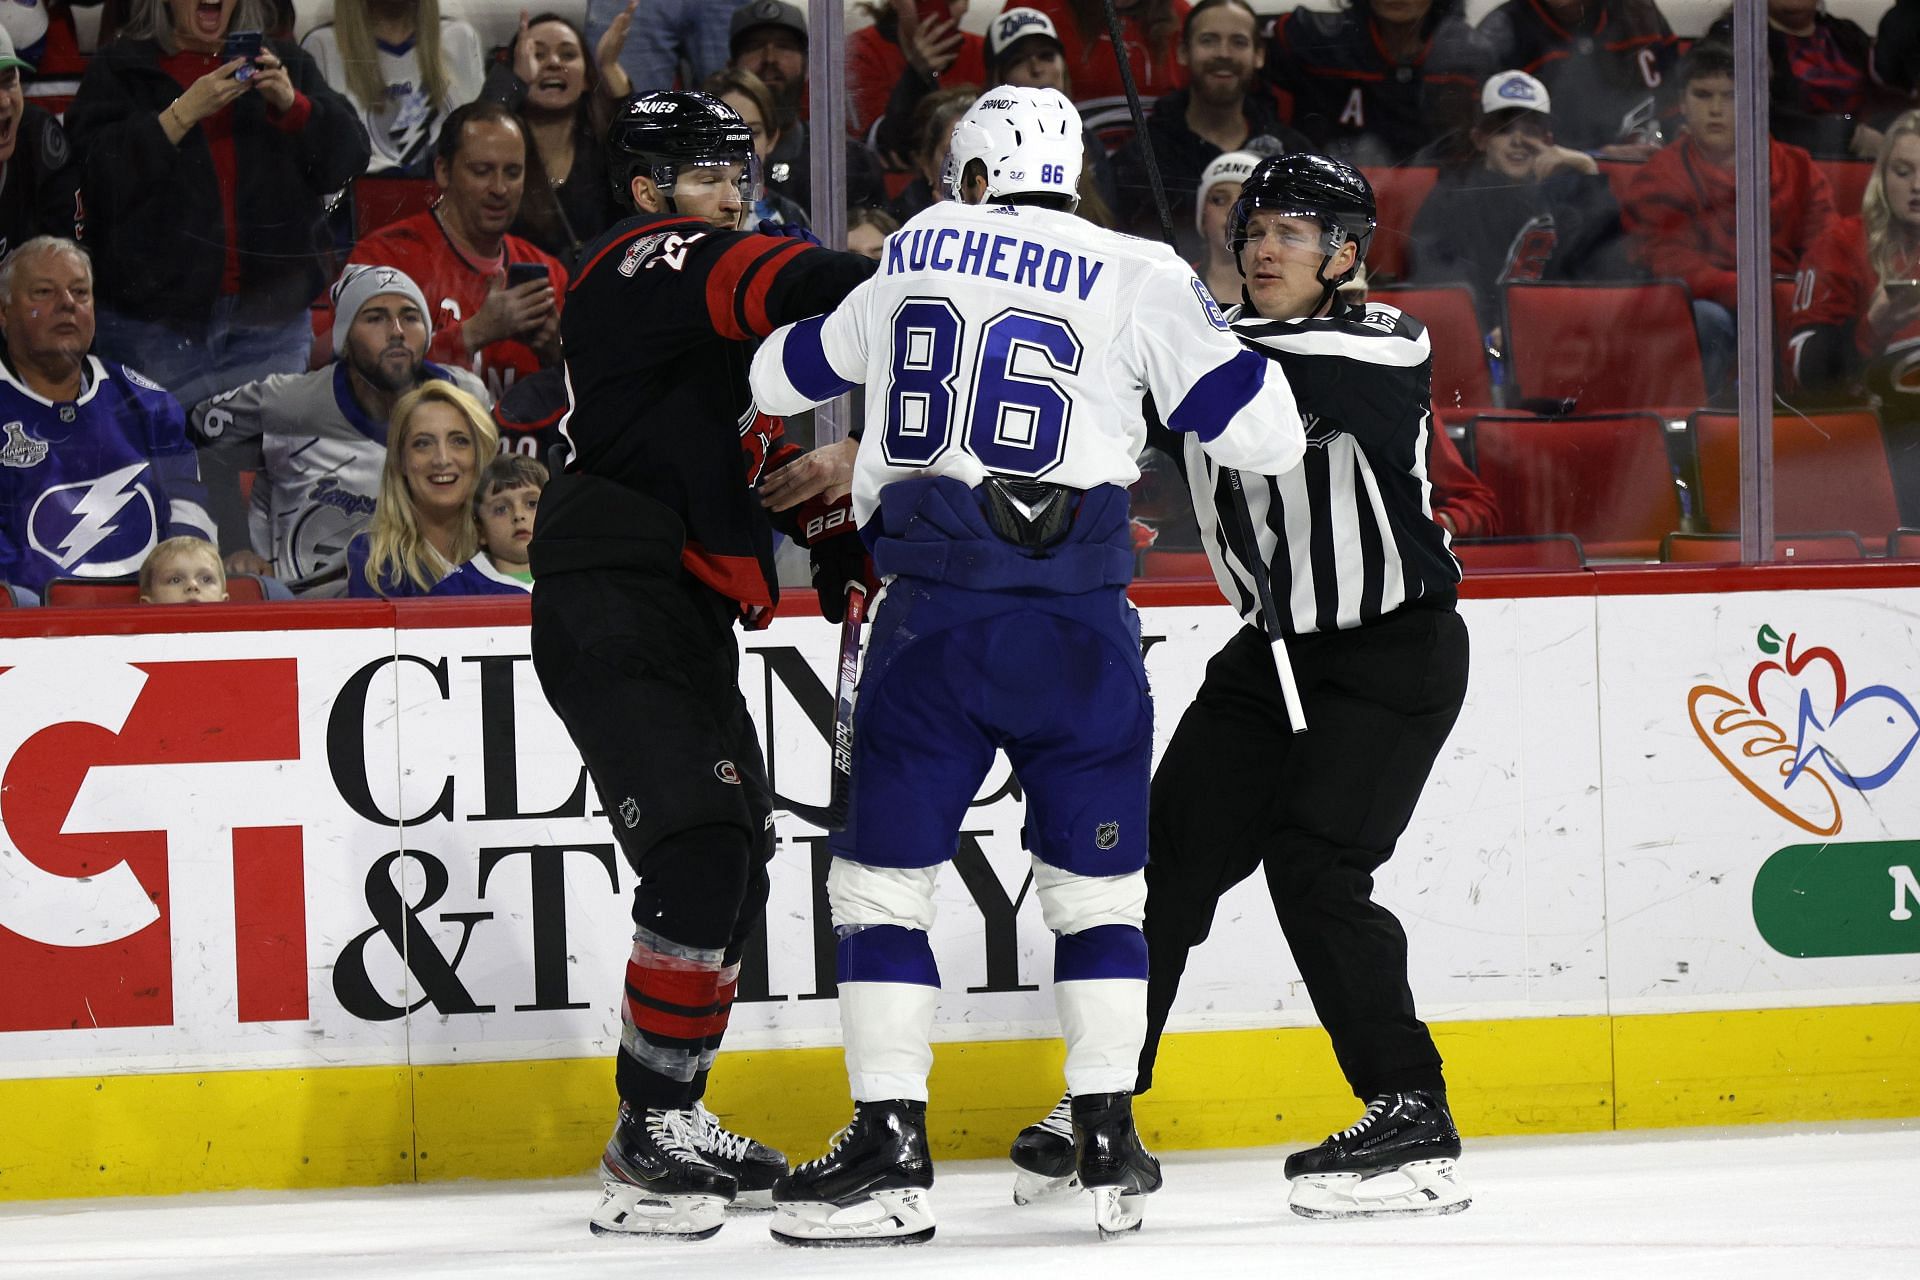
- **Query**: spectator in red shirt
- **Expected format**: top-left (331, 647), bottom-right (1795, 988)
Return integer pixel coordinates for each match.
top-left (323, 100), bottom-right (567, 404)
top-left (847, 1), bottom-right (986, 160)
top-left (1622, 41), bottom-right (1834, 396)
top-left (64, 0), bottom-right (371, 410)
top-left (1789, 109), bottom-right (1920, 401)
top-left (1024, 0), bottom-right (1190, 151)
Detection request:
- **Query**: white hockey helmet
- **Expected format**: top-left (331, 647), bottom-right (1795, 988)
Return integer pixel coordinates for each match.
top-left (944, 86), bottom-right (1083, 211)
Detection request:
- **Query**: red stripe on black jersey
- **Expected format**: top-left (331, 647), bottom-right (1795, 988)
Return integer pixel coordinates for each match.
top-left (704, 237), bottom-right (812, 340)
top-left (683, 541), bottom-right (775, 608)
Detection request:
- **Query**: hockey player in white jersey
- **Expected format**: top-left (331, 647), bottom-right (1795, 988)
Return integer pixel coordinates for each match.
top-left (748, 86), bottom-right (1305, 1245)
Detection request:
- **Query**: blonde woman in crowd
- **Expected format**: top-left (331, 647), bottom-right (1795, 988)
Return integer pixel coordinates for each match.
top-left (349, 381), bottom-right (499, 597)
top-left (304, 0), bottom-right (484, 175)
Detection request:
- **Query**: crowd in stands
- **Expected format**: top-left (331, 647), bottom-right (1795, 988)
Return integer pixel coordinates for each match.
top-left (2, 0), bottom-right (1920, 611)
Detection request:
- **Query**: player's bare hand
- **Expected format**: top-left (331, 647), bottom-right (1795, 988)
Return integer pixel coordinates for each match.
top-left (173, 58), bottom-right (252, 127)
top-left (761, 435), bottom-right (858, 510)
top-left (596, 0), bottom-right (638, 98)
top-left (224, 550), bottom-right (274, 578)
top-left (249, 51), bottom-right (297, 113)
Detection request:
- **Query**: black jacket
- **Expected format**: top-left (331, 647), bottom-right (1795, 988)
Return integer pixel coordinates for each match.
top-left (0, 104), bottom-right (83, 259)
top-left (1705, 12), bottom-right (1890, 159)
top-left (64, 37), bottom-right (371, 329)
top-left (1111, 87), bottom-right (1310, 260)
top-left (1408, 161), bottom-right (1629, 329)
top-left (1477, 0), bottom-right (1678, 152)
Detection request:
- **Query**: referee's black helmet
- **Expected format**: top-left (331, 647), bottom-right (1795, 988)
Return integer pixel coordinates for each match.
top-left (1227, 152), bottom-right (1377, 277)
top-left (608, 90), bottom-right (758, 211)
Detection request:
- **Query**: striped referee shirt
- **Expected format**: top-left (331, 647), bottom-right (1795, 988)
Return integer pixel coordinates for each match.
top-left (1152, 299), bottom-right (1462, 637)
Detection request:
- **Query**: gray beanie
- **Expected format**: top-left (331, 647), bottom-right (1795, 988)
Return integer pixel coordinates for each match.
top-left (330, 264), bottom-right (432, 356)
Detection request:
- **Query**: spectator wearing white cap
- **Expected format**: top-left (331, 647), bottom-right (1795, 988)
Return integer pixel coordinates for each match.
top-left (185, 263), bottom-right (489, 594)
top-left (1407, 68), bottom-right (1628, 336)
top-left (0, 25), bottom-right (80, 259)
top-left (1477, 0), bottom-right (1678, 159)
top-left (1111, 0), bottom-right (1306, 259)
top-left (1192, 147), bottom-right (1263, 309)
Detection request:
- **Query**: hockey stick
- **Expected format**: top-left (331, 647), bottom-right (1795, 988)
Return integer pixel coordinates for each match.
top-left (1097, 0), bottom-right (1307, 732)
top-left (779, 580), bottom-right (868, 831)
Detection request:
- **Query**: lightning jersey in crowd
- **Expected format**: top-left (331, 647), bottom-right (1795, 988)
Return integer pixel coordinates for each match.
top-left (1157, 299), bottom-right (1460, 637)
top-left (751, 199), bottom-right (1303, 533)
top-left (0, 356), bottom-right (213, 595)
top-left (532, 213), bottom-right (876, 613)
top-left (186, 362), bottom-right (490, 592)
top-left (301, 20), bottom-right (485, 175)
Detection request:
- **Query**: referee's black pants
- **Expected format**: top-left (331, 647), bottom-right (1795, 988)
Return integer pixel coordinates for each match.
top-left (1137, 604), bottom-right (1469, 1102)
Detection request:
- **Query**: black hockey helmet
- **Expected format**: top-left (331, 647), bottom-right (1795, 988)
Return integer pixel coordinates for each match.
top-left (608, 90), bottom-right (760, 213)
top-left (1227, 152), bottom-right (1376, 282)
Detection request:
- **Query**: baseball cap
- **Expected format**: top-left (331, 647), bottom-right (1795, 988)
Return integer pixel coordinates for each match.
top-left (989, 8), bottom-right (1065, 63)
top-left (729, 0), bottom-right (807, 55)
top-left (0, 26), bottom-right (34, 75)
top-left (1480, 70), bottom-right (1551, 119)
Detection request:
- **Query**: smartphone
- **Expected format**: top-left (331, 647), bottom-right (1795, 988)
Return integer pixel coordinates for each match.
top-left (1888, 279), bottom-right (1920, 301)
top-left (506, 262), bottom-right (549, 289)
top-left (223, 30), bottom-right (263, 81)
top-left (917, 0), bottom-right (953, 28)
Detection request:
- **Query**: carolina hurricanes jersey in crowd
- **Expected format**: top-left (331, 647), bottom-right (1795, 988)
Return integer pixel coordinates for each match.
top-left (1476, 0), bottom-right (1678, 151)
top-left (533, 214), bottom-right (875, 614)
top-left (326, 210), bottom-right (568, 403)
top-left (186, 362), bottom-right (490, 592)
top-left (0, 356), bottom-right (213, 594)
top-left (750, 199), bottom-right (1304, 530)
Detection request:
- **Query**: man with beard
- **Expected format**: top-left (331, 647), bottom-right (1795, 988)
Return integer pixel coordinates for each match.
top-left (0, 27), bottom-right (80, 259)
top-left (188, 265), bottom-right (490, 595)
top-left (1112, 0), bottom-right (1306, 260)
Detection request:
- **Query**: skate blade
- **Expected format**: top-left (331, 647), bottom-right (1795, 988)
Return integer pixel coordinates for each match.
top-left (588, 1182), bottom-right (730, 1239)
top-left (1090, 1184), bottom-right (1147, 1238)
top-left (1011, 1168), bottom-right (1080, 1206)
top-left (728, 1187), bottom-right (777, 1212)
top-left (769, 1187), bottom-right (936, 1246)
top-left (1288, 1158), bottom-right (1471, 1220)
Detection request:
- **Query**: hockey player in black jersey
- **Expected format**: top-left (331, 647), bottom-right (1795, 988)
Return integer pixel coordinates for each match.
top-left (526, 90), bottom-right (876, 1240)
top-left (1012, 153), bottom-right (1472, 1219)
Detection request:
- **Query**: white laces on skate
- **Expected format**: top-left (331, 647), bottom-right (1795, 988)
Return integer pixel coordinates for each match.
top-left (1331, 1098), bottom-right (1388, 1143)
top-left (1036, 1094), bottom-right (1074, 1139)
top-left (794, 1119), bottom-right (857, 1174)
top-left (645, 1108), bottom-right (709, 1161)
top-left (691, 1101), bottom-right (757, 1162)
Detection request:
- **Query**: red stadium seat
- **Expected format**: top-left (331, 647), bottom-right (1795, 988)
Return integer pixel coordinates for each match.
top-left (1471, 412), bottom-right (1681, 559)
top-left (353, 176), bottom-right (440, 240)
top-left (226, 575), bottom-right (269, 602)
top-left (46, 578), bottom-right (142, 606)
top-left (1360, 165), bottom-right (1438, 284)
top-left (1504, 281), bottom-right (1708, 414)
top-left (1451, 534), bottom-right (1586, 572)
top-left (1891, 529), bottom-right (1920, 559)
top-left (1374, 285), bottom-right (1494, 419)
top-left (0, 582), bottom-right (20, 607)
top-left (1814, 159), bottom-right (1872, 218)
top-left (1140, 550), bottom-right (1215, 580)
top-left (1691, 409), bottom-right (1900, 538)
top-left (1661, 531), bottom-right (1868, 563)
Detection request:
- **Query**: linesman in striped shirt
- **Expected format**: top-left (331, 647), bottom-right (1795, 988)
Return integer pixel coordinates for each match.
top-left (1013, 152), bottom-right (1473, 1220)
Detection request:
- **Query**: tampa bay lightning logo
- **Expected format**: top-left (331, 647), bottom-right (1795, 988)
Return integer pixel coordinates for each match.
top-left (1191, 277), bottom-right (1231, 331)
top-left (26, 461), bottom-right (161, 573)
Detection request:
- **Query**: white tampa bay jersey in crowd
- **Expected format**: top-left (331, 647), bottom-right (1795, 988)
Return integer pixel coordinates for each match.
top-left (749, 199), bottom-right (1304, 526)
top-left (187, 364), bottom-right (489, 593)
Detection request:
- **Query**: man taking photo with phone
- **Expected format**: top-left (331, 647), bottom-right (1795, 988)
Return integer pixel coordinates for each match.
top-left (326, 100), bottom-right (567, 402)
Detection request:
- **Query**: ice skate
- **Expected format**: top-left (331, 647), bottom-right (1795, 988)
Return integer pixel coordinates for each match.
top-left (1072, 1092), bottom-right (1162, 1238)
top-left (588, 1103), bottom-right (737, 1239)
top-left (1285, 1091), bottom-right (1471, 1219)
top-left (769, 1100), bottom-right (937, 1246)
top-left (685, 1101), bottom-right (787, 1210)
top-left (1009, 1093), bottom-right (1080, 1205)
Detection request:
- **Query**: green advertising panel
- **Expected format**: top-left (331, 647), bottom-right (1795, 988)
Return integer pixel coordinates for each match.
top-left (1753, 842), bottom-right (1920, 958)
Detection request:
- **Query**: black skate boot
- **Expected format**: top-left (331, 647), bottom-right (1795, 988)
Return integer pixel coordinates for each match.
top-left (685, 1101), bottom-right (788, 1210)
top-left (1009, 1093), bottom-right (1079, 1205)
top-left (768, 1100), bottom-right (936, 1246)
top-left (589, 1103), bottom-right (737, 1239)
top-left (1071, 1092), bottom-right (1162, 1237)
top-left (1284, 1091), bottom-right (1470, 1219)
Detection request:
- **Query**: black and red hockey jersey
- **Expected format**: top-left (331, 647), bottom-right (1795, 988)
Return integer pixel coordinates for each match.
top-left (530, 214), bottom-right (875, 616)
top-left (1477, 0), bottom-right (1678, 153)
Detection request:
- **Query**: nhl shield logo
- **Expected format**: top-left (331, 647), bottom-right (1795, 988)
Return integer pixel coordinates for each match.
top-left (1095, 821), bottom-right (1119, 851)
top-left (619, 797), bottom-right (641, 828)
top-left (0, 422), bottom-right (48, 469)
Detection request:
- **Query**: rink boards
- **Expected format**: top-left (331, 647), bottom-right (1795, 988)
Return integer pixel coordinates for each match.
top-left (2, 567), bottom-right (1918, 1198)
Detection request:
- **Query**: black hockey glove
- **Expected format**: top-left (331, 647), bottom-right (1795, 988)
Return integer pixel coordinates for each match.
top-left (758, 219), bottom-right (823, 247)
top-left (810, 531), bottom-right (875, 624)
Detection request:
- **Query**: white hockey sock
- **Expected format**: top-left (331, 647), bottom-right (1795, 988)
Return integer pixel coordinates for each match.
top-left (839, 979), bottom-right (938, 1102)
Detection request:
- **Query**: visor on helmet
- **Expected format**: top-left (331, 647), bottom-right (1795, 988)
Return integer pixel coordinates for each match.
top-left (1228, 203), bottom-right (1350, 257)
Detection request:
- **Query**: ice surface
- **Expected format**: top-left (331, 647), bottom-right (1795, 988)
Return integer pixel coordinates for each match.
top-left (2, 1122), bottom-right (1914, 1279)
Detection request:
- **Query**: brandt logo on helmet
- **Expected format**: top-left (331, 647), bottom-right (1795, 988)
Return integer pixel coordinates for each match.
top-left (715, 760), bottom-right (742, 785)
top-left (1095, 822), bottom-right (1119, 851)
top-left (619, 797), bottom-right (641, 828)
top-left (981, 98), bottom-right (1016, 110)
